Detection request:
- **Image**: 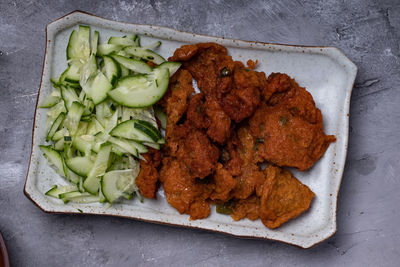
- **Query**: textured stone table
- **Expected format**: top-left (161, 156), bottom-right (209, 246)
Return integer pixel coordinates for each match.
top-left (1, 0), bottom-right (399, 266)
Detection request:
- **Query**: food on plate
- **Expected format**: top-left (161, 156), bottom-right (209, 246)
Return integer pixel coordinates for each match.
top-left (40, 25), bottom-right (179, 205)
top-left (156, 42), bottom-right (334, 229)
top-left (259, 165), bottom-right (315, 229)
top-left (39, 24), bottom-right (333, 229)
top-left (249, 73), bottom-right (336, 171)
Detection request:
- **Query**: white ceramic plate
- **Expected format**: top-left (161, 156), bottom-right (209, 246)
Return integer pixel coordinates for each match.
top-left (24, 11), bottom-right (357, 248)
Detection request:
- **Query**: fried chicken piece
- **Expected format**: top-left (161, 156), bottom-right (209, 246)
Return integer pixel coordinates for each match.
top-left (209, 163), bottom-right (237, 202)
top-left (160, 157), bottom-right (211, 220)
top-left (186, 93), bottom-right (231, 144)
top-left (230, 195), bottom-right (260, 221)
top-left (249, 73), bottom-right (336, 171)
top-left (159, 69), bottom-right (194, 125)
top-left (169, 42), bottom-right (266, 122)
top-left (219, 64), bottom-right (264, 122)
top-left (259, 165), bottom-right (315, 229)
top-left (136, 148), bottom-right (162, 199)
top-left (204, 96), bottom-right (231, 144)
top-left (231, 126), bottom-right (265, 199)
top-left (177, 130), bottom-right (220, 179)
top-left (186, 92), bottom-right (209, 129)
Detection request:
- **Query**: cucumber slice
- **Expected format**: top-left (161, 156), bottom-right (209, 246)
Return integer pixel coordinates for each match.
top-left (91, 30), bottom-right (99, 55)
top-left (120, 64), bottom-right (130, 77)
top-left (75, 121), bottom-right (88, 136)
top-left (121, 107), bottom-right (157, 129)
top-left (101, 56), bottom-right (121, 85)
top-left (39, 145), bottom-right (66, 177)
top-left (156, 61), bottom-right (181, 77)
top-left (97, 44), bottom-right (123, 56)
top-left (154, 106), bottom-right (167, 129)
top-left (80, 54), bottom-right (97, 89)
top-left (60, 86), bottom-right (80, 111)
top-left (101, 168), bottom-right (140, 203)
top-left (108, 35), bottom-right (137, 46)
top-left (133, 35), bottom-right (140, 47)
top-left (64, 101), bottom-right (85, 136)
top-left (84, 71), bottom-right (113, 105)
top-left (39, 92), bottom-right (61, 108)
top-left (45, 185), bottom-right (78, 198)
top-left (134, 119), bottom-right (162, 140)
top-left (142, 41), bottom-right (161, 50)
top-left (123, 46), bottom-right (166, 65)
top-left (67, 195), bottom-right (101, 204)
top-left (72, 135), bottom-right (94, 155)
top-left (59, 191), bottom-right (94, 203)
top-left (143, 142), bottom-right (160, 150)
top-left (110, 54), bottom-right (152, 74)
top-left (66, 156), bottom-right (94, 177)
top-left (54, 138), bottom-right (65, 151)
top-left (110, 120), bottom-right (155, 143)
top-left (108, 67), bottom-right (169, 108)
top-left (108, 136), bottom-right (139, 157)
top-left (64, 62), bottom-right (82, 83)
top-left (52, 128), bottom-right (68, 141)
top-left (46, 101), bottom-right (67, 122)
top-left (46, 112), bottom-right (66, 142)
top-left (67, 25), bottom-right (91, 62)
top-left (83, 143), bottom-right (112, 194)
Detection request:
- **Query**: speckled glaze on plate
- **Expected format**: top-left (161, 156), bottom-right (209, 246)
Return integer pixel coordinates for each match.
top-left (24, 11), bottom-right (357, 249)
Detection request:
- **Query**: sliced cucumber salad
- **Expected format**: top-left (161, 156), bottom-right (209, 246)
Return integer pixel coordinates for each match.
top-left (40, 25), bottom-right (175, 206)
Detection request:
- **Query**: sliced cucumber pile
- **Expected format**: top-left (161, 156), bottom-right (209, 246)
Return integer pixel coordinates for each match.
top-left (39, 25), bottom-right (179, 206)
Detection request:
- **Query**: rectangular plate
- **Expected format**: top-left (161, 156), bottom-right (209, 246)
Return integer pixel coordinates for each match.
top-left (25, 11), bottom-right (357, 248)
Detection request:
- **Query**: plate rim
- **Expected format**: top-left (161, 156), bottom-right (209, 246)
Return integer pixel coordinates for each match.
top-left (24, 10), bottom-right (357, 249)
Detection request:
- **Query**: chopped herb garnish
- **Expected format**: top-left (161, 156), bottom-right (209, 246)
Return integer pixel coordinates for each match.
top-left (64, 136), bottom-right (72, 141)
top-left (256, 138), bottom-right (264, 143)
top-left (77, 209), bottom-right (83, 213)
top-left (280, 116), bottom-right (288, 125)
top-left (219, 67), bottom-right (230, 77)
top-left (216, 200), bottom-right (235, 215)
top-left (254, 143), bottom-right (259, 151)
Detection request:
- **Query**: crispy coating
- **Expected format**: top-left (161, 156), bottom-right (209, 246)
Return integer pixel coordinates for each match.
top-left (204, 96), bottom-right (231, 144)
top-left (136, 148), bottom-right (162, 199)
top-left (160, 157), bottom-right (211, 220)
top-left (231, 126), bottom-right (265, 199)
top-left (177, 130), bottom-right (220, 179)
top-left (169, 42), bottom-right (266, 122)
top-left (186, 93), bottom-right (231, 144)
top-left (159, 69), bottom-right (194, 126)
top-left (259, 165), bottom-right (315, 229)
top-left (210, 163), bottom-right (237, 202)
top-left (249, 73), bottom-right (336, 171)
top-left (158, 45), bottom-right (333, 228)
top-left (231, 195), bottom-right (260, 221)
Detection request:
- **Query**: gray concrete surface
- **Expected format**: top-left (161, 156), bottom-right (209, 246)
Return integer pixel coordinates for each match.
top-left (1, 0), bottom-right (399, 266)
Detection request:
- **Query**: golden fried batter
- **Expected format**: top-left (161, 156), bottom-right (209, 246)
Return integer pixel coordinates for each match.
top-left (156, 44), bottom-right (331, 229)
top-left (160, 157), bottom-right (211, 220)
top-left (177, 130), bottom-right (220, 179)
top-left (249, 73), bottom-right (336, 171)
top-left (186, 93), bottom-right (231, 144)
top-left (169, 42), bottom-right (266, 122)
top-left (136, 148), bottom-right (161, 199)
top-left (259, 165), bottom-right (315, 229)
top-left (209, 163), bottom-right (237, 202)
top-left (231, 126), bottom-right (265, 199)
top-left (230, 195), bottom-right (260, 221)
